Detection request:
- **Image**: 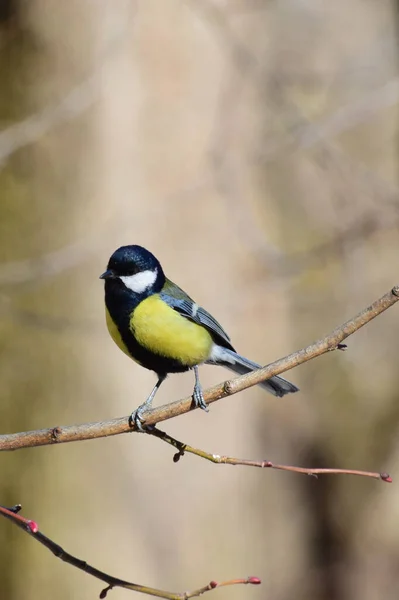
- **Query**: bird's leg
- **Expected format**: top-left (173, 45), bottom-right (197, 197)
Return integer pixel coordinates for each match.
top-left (192, 365), bottom-right (208, 412)
top-left (129, 374), bottom-right (166, 431)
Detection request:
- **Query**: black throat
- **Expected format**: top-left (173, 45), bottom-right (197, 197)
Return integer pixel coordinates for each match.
top-left (104, 267), bottom-right (165, 327)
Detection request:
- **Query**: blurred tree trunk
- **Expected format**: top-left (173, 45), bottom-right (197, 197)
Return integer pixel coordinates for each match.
top-left (0, 2), bottom-right (102, 598)
top-left (256, 2), bottom-right (399, 600)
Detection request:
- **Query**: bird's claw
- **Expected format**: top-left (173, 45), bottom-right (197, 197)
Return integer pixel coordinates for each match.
top-left (193, 385), bottom-right (208, 412)
top-left (128, 406), bottom-right (148, 432)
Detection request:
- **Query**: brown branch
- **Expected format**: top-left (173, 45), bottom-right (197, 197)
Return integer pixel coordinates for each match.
top-left (0, 504), bottom-right (260, 599)
top-left (146, 427), bottom-right (392, 483)
top-left (189, 1), bottom-right (399, 156)
top-left (0, 286), bottom-right (398, 452)
top-left (0, 1), bottom-right (138, 172)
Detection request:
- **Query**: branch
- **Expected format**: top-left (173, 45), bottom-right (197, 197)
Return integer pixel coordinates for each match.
top-left (189, 1), bottom-right (399, 154)
top-left (0, 286), bottom-right (398, 451)
top-left (0, 74), bottom-right (98, 170)
top-left (146, 427), bottom-right (392, 483)
top-left (0, 1), bottom-right (138, 172)
top-left (0, 505), bottom-right (260, 599)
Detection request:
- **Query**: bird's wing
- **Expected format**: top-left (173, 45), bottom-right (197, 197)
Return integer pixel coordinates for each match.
top-left (160, 278), bottom-right (234, 349)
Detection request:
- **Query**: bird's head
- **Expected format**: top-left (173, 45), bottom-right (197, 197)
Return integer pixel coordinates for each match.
top-left (100, 245), bottom-right (164, 294)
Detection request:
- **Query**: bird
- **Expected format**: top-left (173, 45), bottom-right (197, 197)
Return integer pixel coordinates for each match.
top-left (100, 245), bottom-right (299, 429)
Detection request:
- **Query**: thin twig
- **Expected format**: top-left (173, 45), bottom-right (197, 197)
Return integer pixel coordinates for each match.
top-left (0, 505), bottom-right (260, 599)
top-left (188, 1), bottom-right (399, 155)
top-left (0, 286), bottom-right (398, 451)
top-left (146, 427), bottom-right (392, 482)
top-left (0, 1), bottom-right (138, 171)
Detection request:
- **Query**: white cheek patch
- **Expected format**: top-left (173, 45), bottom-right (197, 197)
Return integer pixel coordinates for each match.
top-left (120, 269), bottom-right (158, 294)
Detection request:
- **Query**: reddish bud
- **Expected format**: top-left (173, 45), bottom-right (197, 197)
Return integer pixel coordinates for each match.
top-left (381, 473), bottom-right (392, 483)
top-left (209, 581), bottom-right (218, 589)
top-left (248, 577), bottom-right (261, 585)
top-left (27, 520), bottom-right (38, 533)
top-left (264, 461), bottom-right (273, 468)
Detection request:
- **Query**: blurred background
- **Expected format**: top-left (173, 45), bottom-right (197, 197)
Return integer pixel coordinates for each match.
top-left (0, 1), bottom-right (399, 599)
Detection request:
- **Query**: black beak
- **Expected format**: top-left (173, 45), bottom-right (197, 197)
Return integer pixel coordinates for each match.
top-left (99, 269), bottom-right (116, 280)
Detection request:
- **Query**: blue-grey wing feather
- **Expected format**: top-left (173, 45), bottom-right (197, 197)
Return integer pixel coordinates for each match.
top-left (160, 279), bottom-right (233, 348)
top-left (160, 280), bottom-right (299, 397)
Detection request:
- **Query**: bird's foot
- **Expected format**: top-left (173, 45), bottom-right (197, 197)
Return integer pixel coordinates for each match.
top-left (129, 377), bottom-right (164, 431)
top-left (193, 383), bottom-right (208, 412)
top-left (128, 404), bottom-right (149, 432)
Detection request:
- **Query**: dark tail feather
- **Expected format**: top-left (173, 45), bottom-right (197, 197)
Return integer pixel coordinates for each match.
top-left (221, 350), bottom-right (299, 397)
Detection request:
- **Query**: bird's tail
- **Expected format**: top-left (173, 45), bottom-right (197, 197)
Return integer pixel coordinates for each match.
top-left (212, 347), bottom-right (299, 397)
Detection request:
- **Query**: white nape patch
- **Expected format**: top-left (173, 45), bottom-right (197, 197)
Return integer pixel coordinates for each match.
top-left (120, 269), bottom-right (157, 294)
top-left (191, 302), bottom-right (199, 318)
top-left (209, 344), bottom-right (235, 364)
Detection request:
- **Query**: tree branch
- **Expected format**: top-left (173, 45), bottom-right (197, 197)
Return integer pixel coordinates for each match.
top-left (146, 427), bottom-right (392, 483)
top-left (0, 1), bottom-right (138, 172)
top-left (0, 504), bottom-right (260, 599)
top-left (0, 286), bottom-right (398, 452)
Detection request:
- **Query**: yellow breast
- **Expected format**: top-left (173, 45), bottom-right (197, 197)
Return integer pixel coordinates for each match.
top-left (131, 294), bottom-right (213, 366)
top-left (105, 307), bottom-right (142, 364)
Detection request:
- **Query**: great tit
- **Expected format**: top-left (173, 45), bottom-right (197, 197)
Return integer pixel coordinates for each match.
top-left (100, 245), bottom-right (298, 428)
